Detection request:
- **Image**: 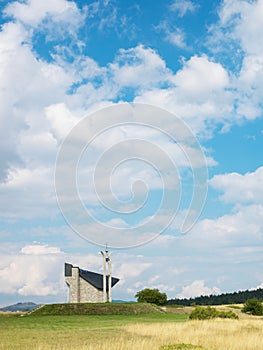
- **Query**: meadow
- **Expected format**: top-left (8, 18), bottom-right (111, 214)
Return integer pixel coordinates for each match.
top-left (0, 304), bottom-right (262, 350)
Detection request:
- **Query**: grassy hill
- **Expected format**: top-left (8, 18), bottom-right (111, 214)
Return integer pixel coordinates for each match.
top-left (31, 302), bottom-right (165, 316)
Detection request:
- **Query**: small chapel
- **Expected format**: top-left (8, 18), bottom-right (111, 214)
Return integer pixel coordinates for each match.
top-left (65, 249), bottom-right (119, 303)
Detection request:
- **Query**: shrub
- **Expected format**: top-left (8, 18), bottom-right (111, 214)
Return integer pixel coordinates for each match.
top-left (135, 288), bottom-right (167, 306)
top-left (189, 306), bottom-right (238, 320)
top-left (242, 298), bottom-right (263, 316)
top-left (160, 344), bottom-right (206, 350)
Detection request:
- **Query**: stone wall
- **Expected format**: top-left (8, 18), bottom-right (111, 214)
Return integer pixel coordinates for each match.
top-left (79, 276), bottom-right (104, 303)
top-left (65, 266), bottom-right (80, 303)
top-left (65, 266), bottom-right (104, 303)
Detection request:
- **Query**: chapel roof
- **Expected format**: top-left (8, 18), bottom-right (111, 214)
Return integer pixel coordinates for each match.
top-left (65, 263), bottom-right (119, 291)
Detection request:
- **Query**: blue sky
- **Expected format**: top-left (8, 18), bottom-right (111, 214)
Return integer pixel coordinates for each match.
top-left (1, 0), bottom-right (263, 306)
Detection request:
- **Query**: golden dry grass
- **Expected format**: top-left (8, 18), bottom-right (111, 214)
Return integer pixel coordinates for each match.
top-left (0, 311), bottom-right (262, 350)
top-left (121, 318), bottom-right (263, 350)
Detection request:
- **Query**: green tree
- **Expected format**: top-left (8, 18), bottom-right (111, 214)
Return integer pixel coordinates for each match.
top-left (135, 288), bottom-right (167, 306)
top-left (242, 298), bottom-right (263, 316)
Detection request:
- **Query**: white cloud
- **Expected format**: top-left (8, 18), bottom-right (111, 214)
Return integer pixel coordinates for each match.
top-left (0, 244), bottom-right (108, 298)
top-left (0, 244), bottom-right (65, 296)
top-left (173, 55), bottom-right (229, 99)
top-left (0, 166), bottom-right (56, 219)
top-left (210, 167), bottom-right (263, 205)
top-left (165, 28), bottom-right (187, 48)
top-left (1, 226), bottom-right (263, 302)
top-left (117, 262), bottom-right (152, 279)
top-left (21, 244), bottom-right (61, 255)
top-left (218, 0), bottom-right (263, 56)
top-left (110, 45), bottom-right (169, 90)
top-left (213, 0), bottom-right (263, 121)
top-left (135, 55), bottom-right (232, 136)
top-left (170, 0), bottom-right (198, 17)
top-left (235, 54), bottom-right (263, 120)
top-left (18, 131), bottom-right (57, 166)
top-left (254, 282), bottom-right (263, 290)
top-left (156, 22), bottom-right (187, 49)
top-left (4, 0), bottom-right (83, 28)
top-left (195, 204), bottom-right (263, 246)
top-left (0, 17), bottom-right (74, 183)
top-left (177, 280), bottom-right (221, 299)
top-left (45, 103), bottom-right (80, 140)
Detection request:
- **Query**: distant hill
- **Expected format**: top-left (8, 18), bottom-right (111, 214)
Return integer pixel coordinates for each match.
top-left (0, 302), bottom-right (40, 312)
top-left (167, 288), bottom-right (263, 306)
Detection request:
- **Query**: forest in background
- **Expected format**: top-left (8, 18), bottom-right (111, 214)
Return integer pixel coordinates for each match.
top-left (167, 288), bottom-right (263, 306)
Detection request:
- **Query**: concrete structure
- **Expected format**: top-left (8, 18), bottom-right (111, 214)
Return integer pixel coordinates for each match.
top-left (65, 263), bottom-right (119, 303)
top-left (101, 249), bottom-right (112, 302)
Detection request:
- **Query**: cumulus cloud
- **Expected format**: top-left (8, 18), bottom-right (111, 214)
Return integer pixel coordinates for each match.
top-left (0, 244), bottom-right (108, 298)
top-left (218, 0), bottom-right (263, 56)
top-left (0, 166), bottom-right (57, 219)
top-left (21, 244), bottom-right (61, 255)
top-left (177, 280), bottom-right (221, 299)
top-left (173, 55), bottom-right (229, 97)
top-left (135, 55), bottom-right (232, 135)
top-left (4, 0), bottom-right (83, 29)
top-left (210, 167), bottom-right (263, 205)
top-left (195, 204), bottom-right (263, 247)
top-left (210, 0), bottom-right (263, 121)
top-left (45, 103), bottom-right (80, 140)
top-left (0, 14), bottom-right (74, 183)
top-left (110, 45), bottom-right (170, 91)
top-left (254, 282), bottom-right (263, 289)
top-left (0, 244), bottom-right (64, 296)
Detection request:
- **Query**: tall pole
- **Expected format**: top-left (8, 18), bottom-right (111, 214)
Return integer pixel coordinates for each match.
top-left (101, 246), bottom-right (112, 302)
top-left (108, 252), bottom-right (112, 302)
top-left (100, 250), bottom-right (107, 303)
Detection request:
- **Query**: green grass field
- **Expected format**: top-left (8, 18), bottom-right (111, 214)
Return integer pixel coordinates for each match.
top-left (0, 303), bottom-right (262, 350)
top-left (0, 305), bottom-right (186, 350)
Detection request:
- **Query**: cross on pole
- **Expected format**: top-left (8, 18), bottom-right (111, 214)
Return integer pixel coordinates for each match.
top-left (100, 245), bottom-right (112, 302)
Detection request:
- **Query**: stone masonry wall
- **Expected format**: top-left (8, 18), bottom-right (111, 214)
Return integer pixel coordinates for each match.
top-left (79, 277), bottom-right (104, 303)
top-left (65, 266), bottom-right (80, 303)
top-left (65, 266), bottom-right (105, 303)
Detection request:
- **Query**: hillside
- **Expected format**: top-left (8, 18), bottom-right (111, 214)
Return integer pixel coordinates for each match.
top-left (31, 302), bottom-right (164, 316)
top-left (0, 302), bottom-right (40, 312)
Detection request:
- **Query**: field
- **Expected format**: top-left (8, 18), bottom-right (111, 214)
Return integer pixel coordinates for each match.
top-left (0, 303), bottom-right (262, 350)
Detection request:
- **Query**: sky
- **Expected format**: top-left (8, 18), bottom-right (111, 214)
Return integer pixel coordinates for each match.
top-left (0, 0), bottom-right (263, 307)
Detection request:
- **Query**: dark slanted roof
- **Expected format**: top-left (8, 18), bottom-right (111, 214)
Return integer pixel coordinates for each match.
top-left (65, 263), bottom-right (73, 277)
top-left (79, 269), bottom-right (119, 291)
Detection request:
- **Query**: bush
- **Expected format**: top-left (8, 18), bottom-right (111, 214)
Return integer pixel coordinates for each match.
top-left (189, 306), bottom-right (238, 320)
top-left (242, 298), bottom-right (263, 316)
top-left (160, 344), bottom-right (206, 350)
top-left (135, 288), bottom-right (167, 306)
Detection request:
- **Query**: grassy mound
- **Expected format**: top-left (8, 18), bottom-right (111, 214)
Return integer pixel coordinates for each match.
top-left (31, 302), bottom-right (164, 316)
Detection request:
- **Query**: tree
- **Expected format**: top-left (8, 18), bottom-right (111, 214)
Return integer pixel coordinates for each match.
top-left (242, 298), bottom-right (263, 316)
top-left (135, 288), bottom-right (167, 306)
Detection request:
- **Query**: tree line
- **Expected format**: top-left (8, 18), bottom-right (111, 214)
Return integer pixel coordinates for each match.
top-left (167, 288), bottom-right (263, 306)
